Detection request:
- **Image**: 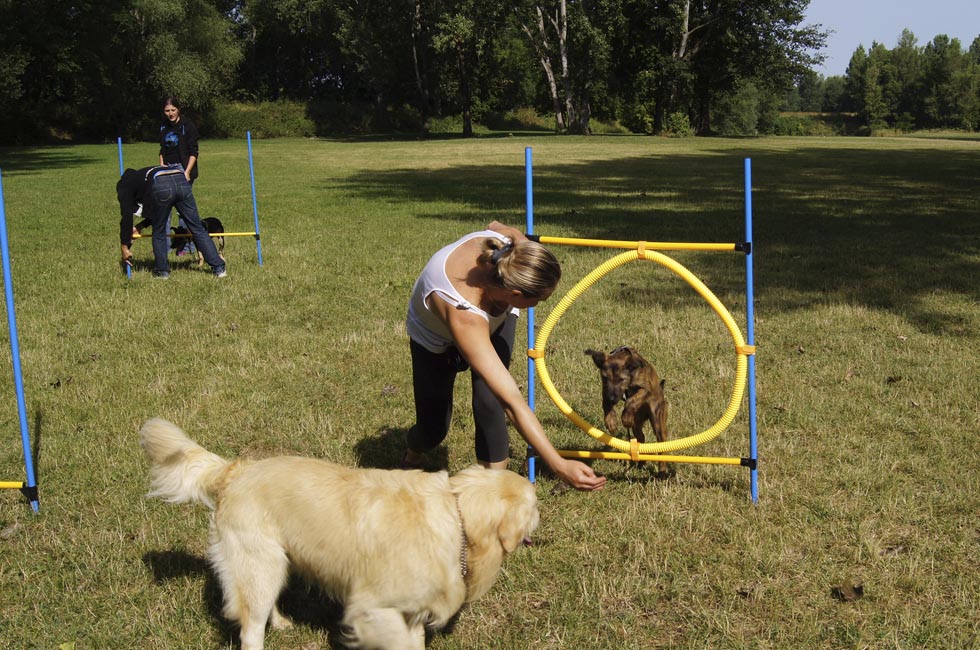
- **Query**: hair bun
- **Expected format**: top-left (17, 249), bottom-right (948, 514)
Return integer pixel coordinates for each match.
top-left (490, 242), bottom-right (513, 264)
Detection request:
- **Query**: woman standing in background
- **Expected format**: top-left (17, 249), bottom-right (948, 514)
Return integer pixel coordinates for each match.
top-left (158, 96), bottom-right (200, 255)
top-left (159, 96), bottom-right (199, 182)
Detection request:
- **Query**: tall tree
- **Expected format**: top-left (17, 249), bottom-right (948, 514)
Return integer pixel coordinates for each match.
top-left (432, 10), bottom-right (485, 136)
top-left (842, 45), bottom-right (868, 114)
top-left (233, 0), bottom-right (343, 100)
top-left (510, 0), bottom-right (572, 132)
top-left (890, 29), bottom-right (923, 123)
top-left (0, 0), bottom-right (242, 143)
top-left (862, 42), bottom-right (890, 131)
top-left (921, 35), bottom-right (967, 128)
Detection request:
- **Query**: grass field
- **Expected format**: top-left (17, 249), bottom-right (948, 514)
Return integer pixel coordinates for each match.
top-left (0, 132), bottom-right (978, 649)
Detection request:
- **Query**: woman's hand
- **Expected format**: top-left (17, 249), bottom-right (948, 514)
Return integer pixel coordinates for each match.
top-left (554, 458), bottom-right (606, 491)
top-left (487, 221), bottom-right (527, 243)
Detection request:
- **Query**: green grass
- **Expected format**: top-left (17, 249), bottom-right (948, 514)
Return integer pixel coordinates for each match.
top-left (0, 132), bottom-right (978, 649)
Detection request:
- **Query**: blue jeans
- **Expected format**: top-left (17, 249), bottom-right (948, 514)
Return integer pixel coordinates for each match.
top-left (149, 172), bottom-right (224, 274)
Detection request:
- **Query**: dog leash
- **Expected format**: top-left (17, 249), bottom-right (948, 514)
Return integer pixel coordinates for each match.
top-left (455, 497), bottom-right (469, 579)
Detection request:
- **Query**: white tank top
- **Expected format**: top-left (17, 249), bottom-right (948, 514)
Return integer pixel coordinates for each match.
top-left (406, 230), bottom-right (516, 353)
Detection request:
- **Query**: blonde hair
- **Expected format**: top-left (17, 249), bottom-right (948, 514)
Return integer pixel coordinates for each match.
top-left (480, 238), bottom-right (561, 298)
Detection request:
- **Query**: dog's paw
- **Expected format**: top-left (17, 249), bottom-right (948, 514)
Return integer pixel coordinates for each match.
top-left (603, 412), bottom-right (620, 433)
top-left (268, 607), bottom-right (295, 630)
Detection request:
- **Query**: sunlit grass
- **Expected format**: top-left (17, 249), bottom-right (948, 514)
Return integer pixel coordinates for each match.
top-left (0, 133), bottom-right (978, 648)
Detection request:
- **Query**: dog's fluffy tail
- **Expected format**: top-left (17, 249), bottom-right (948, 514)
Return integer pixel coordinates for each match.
top-left (140, 418), bottom-right (229, 510)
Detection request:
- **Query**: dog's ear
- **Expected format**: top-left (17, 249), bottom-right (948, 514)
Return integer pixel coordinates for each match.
top-left (625, 354), bottom-right (645, 372)
top-left (497, 487), bottom-right (537, 553)
top-left (653, 396), bottom-right (669, 439)
top-left (584, 349), bottom-right (606, 368)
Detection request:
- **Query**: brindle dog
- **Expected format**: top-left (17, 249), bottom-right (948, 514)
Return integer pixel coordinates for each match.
top-left (585, 346), bottom-right (670, 475)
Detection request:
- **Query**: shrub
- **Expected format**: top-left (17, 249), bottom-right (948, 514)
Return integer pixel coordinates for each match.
top-left (771, 113), bottom-right (849, 136)
top-left (306, 100), bottom-right (376, 135)
top-left (895, 112), bottom-right (916, 133)
top-left (621, 103), bottom-right (653, 134)
top-left (712, 83), bottom-right (760, 136)
top-left (424, 114), bottom-right (465, 134)
top-left (589, 120), bottom-right (631, 135)
top-left (483, 107), bottom-right (554, 131)
top-left (205, 100), bottom-right (315, 138)
top-left (665, 111), bottom-right (694, 137)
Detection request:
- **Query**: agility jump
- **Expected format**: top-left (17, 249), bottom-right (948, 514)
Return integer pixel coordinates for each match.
top-left (117, 131), bottom-right (265, 277)
top-left (522, 149), bottom-right (759, 502)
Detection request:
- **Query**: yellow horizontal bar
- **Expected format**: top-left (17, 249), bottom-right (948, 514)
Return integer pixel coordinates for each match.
top-left (556, 449), bottom-right (745, 466)
top-left (0, 481), bottom-right (26, 489)
top-left (133, 232), bottom-right (257, 239)
top-left (536, 236), bottom-right (737, 252)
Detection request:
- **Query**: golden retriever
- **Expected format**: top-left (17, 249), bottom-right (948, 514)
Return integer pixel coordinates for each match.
top-left (140, 418), bottom-right (539, 650)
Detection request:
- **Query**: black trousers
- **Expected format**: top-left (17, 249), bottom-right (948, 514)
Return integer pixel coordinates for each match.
top-left (407, 314), bottom-right (516, 463)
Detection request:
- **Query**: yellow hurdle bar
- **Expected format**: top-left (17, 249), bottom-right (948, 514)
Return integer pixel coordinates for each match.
top-left (0, 481), bottom-right (26, 489)
top-left (557, 450), bottom-right (746, 466)
top-left (535, 235), bottom-right (738, 252)
top-left (133, 232), bottom-right (258, 239)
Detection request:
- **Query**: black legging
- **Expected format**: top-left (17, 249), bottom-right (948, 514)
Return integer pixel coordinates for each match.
top-left (407, 314), bottom-right (516, 463)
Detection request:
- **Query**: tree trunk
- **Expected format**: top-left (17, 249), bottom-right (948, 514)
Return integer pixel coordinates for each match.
top-left (518, 5), bottom-right (566, 132)
top-left (570, 95), bottom-right (591, 134)
top-left (555, 0), bottom-right (576, 131)
top-left (411, 0), bottom-right (430, 116)
top-left (458, 49), bottom-right (473, 137)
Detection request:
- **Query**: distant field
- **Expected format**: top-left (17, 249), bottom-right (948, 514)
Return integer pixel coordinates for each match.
top-left (0, 133), bottom-right (978, 649)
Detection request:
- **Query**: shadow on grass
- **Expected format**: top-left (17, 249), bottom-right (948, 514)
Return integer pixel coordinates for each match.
top-left (0, 146), bottom-right (103, 175)
top-left (353, 426), bottom-right (449, 471)
top-left (142, 549), bottom-right (350, 649)
top-left (337, 143), bottom-right (980, 338)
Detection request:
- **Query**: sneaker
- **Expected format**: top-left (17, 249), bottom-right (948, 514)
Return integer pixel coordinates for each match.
top-left (214, 267), bottom-right (228, 278)
top-left (152, 271), bottom-right (170, 280)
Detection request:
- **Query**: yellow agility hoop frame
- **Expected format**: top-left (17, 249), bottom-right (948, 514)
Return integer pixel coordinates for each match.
top-left (529, 246), bottom-right (754, 455)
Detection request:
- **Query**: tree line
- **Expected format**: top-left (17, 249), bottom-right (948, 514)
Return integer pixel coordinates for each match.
top-left (783, 29), bottom-right (980, 133)
top-left (0, 1), bottom-right (976, 144)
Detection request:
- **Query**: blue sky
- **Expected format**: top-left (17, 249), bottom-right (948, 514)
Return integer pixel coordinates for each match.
top-left (804, 1), bottom-right (980, 76)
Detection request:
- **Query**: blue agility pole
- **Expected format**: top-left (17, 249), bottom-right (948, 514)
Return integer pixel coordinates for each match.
top-left (117, 136), bottom-right (125, 176)
top-left (744, 158), bottom-right (759, 503)
top-left (0, 171), bottom-right (40, 512)
top-left (525, 147), bottom-right (536, 483)
top-left (118, 137), bottom-right (132, 279)
top-left (246, 131), bottom-right (264, 266)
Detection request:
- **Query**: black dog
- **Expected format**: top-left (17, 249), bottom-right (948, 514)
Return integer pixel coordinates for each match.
top-left (171, 217), bottom-right (225, 266)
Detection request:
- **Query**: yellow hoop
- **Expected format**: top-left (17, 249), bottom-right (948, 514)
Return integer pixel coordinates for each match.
top-left (530, 248), bottom-right (749, 454)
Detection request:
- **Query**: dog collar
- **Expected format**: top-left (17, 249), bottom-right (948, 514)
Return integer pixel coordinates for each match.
top-left (455, 497), bottom-right (469, 579)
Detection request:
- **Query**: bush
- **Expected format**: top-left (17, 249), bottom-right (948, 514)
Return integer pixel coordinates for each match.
top-left (895, 112), bottom-right (916, 133)
top-left (387, 104), bottom-right (425, 133)
top-left (306, 100), bottom-right (377, 135)
top-left (770, 113), bottom-right (855, 136)
top-left (589, 120), bottom-right (631, 135)
top-left (483, 107), bottom-right (554, 131)
top-left (712, 84), bottom-right (759, 136)
top-left (621, 103), bottom-right (653, 134)
top-left (205, 100), bottom-right (315, 138)
top-left (424, 114), bottom-right (465, 134)
top-left (665, 111), bottom-right (694, 137)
